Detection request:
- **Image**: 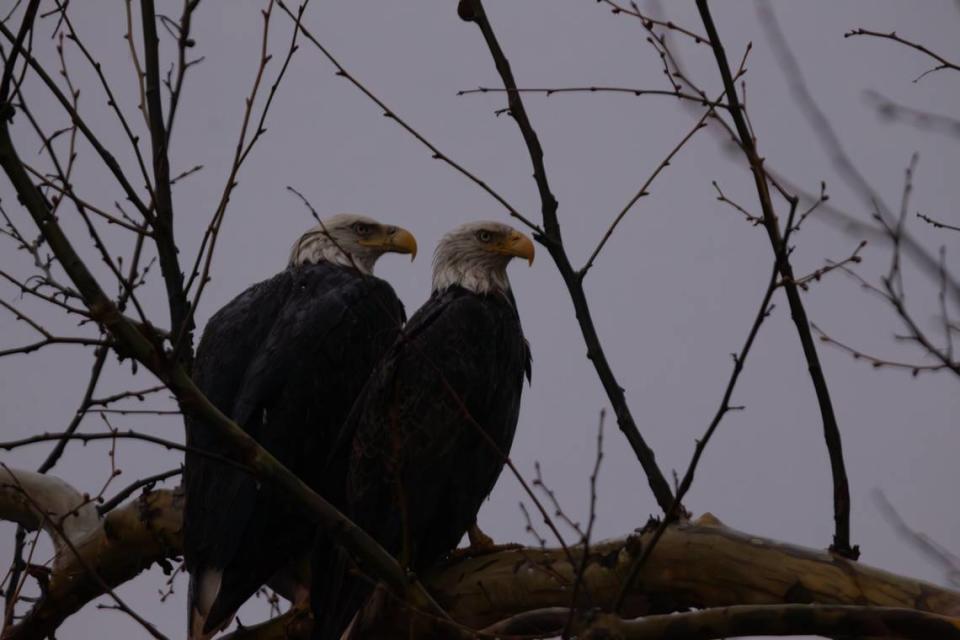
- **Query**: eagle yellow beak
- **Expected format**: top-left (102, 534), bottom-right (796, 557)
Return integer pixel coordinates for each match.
top-left (364, 226), bottom-right (418, 261)
top-left (496, 230), bottom-right (535, 266)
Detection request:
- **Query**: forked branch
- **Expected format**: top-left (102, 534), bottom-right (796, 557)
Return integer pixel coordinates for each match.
top-left (696, 0), bottom-right (856, 559)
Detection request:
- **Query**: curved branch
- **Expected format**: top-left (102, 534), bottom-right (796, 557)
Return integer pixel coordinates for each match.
top-left (0, 467), bottom-right (99, 564)
top-left (697, 0), bottom-right (855, 559)
top-left (581, 605), bottom-right (960, 640)
top-left (10, 496), bottom-right (953, 640)
top-left (457, 0), bottom-right (675, 514)
top-left (1, 486), bottom-right (180, 640)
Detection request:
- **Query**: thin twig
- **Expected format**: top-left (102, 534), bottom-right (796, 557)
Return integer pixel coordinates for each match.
top-left (275, 0), bottom-right (541, 234)
top-left (598, 0), bottom-right (708, 44)
top-left (0, 20), bottom-right (152, 218)
top-left (812, 323), bottom-right (950, 376)
top-left (177, 0), bottom-right (306, 361)
top-left (562, 410), bottom-right (604, 638)
top-left (615, 256), bottom-right (781, 612)
top-left (97, 468), bottom-right (181, 515)
top-left (756, 4), bottom-right (960, 302)
top-left (917, 213), bottom-right (960, 234)
top-left (583, 104), bottom-right (714, 276)
top-left (864, 90), bottom-right (960, 139)
top-left (712, 180), bottom-right (762, 225)
top-left (785, 240), bottom-right (867, 291)
top-left (844, 28), bottom-right (960, 82)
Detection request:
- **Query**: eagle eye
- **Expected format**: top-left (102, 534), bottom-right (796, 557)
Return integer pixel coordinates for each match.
top-left (476, 230), bottom-right (493, 243)
top-left (352, 222), bottom-right (371, 235)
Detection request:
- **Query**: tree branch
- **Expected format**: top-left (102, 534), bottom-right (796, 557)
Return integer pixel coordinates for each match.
top-left (0, 483), bottom-right (178, 640)
top-left (139, 0), bottom-right (191, 358)
top-left (696, 0), bottom-right (856, 559)
top-left (581, 605), bottom-right (960, 640)
top-left (4, 493), bottom-right (958, 640)
top-left (457, 0), bottom-right (675, 514)
top-left (0, 467), bottom-right (99, 562)
top-left (844, 28), bottom-right (960, 82)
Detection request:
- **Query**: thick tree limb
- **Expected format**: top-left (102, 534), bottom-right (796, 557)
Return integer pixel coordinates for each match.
top-left (424, 514), bottom-right (960, 629)
top-left (0, 468), bottom-right (99, 566)
top-left (580, 605), bottom-right (960, 640)
top-left (10, 489), bottom-right (952, 640)
top-left (1, 483), bottom-right (180, 640)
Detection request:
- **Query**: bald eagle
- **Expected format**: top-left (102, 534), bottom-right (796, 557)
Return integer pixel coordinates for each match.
top-left (311, 221), bottom-right (533, 640)
top-left (183, 214), bottom-right (416, 638)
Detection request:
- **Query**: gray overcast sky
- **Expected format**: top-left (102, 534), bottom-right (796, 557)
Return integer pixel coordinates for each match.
top-left (1, 1), bottom-right (958, 638)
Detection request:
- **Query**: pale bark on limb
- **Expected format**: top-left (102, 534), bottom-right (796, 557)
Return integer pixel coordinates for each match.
top-left (0, 467), bottom-right (99, 571)
top-left (7, 481), bottom-right (954, 640)
top-left (1, 481), bottom-right (181, 640)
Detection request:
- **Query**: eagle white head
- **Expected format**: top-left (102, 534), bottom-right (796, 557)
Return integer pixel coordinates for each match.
top-left (432, 221), bottom-right (535, 294)
top-left (288, 214), bottom-right (417, 275)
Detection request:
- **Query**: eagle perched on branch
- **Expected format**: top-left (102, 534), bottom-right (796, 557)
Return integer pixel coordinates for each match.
top-left (311, 221), bottom-right (534, 640)
top-left (183, 214), bottom-right (416, 638)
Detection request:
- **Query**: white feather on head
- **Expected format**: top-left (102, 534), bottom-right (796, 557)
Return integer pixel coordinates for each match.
top-left (288, 214), bottom-right (417, 274)
top-left (432, 221), bottom-right (534, 295)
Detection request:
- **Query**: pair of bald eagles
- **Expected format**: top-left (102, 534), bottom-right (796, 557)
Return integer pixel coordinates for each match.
top-left (183, 216), bottom-right (533, 639)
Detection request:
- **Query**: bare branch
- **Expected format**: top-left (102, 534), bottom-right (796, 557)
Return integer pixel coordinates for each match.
top-left (785, 240), bottom-right (867, 291)
top-left (583, 104), bottom-right (713, 276)
top-left (457, 85), bottom-right (725, 109)
top-left (0, 21), bottom-right (152, 218)
top-left (96, 468), bottom-right (180, 515)
top-left (845, 28), bottom-right (960, 82)
top-left (581, 605), bottom-right (960, 640)
top-left (701, 0), bottom-right (856, 559)
top-left (140, 0), bottom-right (191, 355)
top-left (1, 479), bottom-right (175, 640)
top-left (875, 490), bottom-right (960, 588)
top-left (458, 0), bottom-right (675, 513)
top-left (5, 497), bottom-right (959, 640)
top-left (275, 0), bottom-right (541, 234)
top-left (864, 90), bottom-right (960, 139)
top-left (755, 4), bottom-right (960, 301)
top-left (616, 255), bottom-right (781, 612)
top-left (917, 212), bottom-right (960, 234)
top-left (178, 0), bottom-right (308, 360)
top-left (0, 467), bottom-right (99, 559)
top-left (597, 0), bottom-right (707, 44)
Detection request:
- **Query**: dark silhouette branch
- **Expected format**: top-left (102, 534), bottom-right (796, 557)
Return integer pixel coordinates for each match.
top-left (275, 0), bottom-right (542, 234)
top-left (756, 4), bottom-right (960, 302)
top-left (457, 85), bottom-right (724, 109)
top-left (457, 0), bottom-right (675, 514)
top-left (0, 21), bottom-right (152, 220)
top-left (139, 0), bottom-right (191, 361)
top-left (616, 253), bottom-right (782, 612)
top-left (844, 28), bottom-right (960, 82)
top-left (697, 0), bottom-right (856, 559)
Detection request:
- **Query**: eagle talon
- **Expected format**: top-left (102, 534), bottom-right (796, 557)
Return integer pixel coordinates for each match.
top-left (447, 523), bottom-right (523, 559)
